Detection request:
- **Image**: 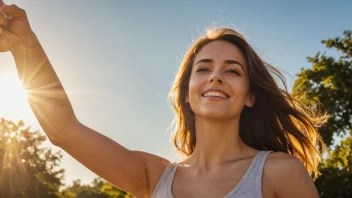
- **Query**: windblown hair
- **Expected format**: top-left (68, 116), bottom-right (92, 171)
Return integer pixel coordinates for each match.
top-left (168, 28), bottom-right (329, 179)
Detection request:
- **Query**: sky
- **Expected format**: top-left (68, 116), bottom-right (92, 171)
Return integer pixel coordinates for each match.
top-left (0, 0), bottom-right (351, 187)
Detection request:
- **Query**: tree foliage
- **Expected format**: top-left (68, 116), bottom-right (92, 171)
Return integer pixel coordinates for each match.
top-left (0, 117), bottom-right (133, 198)
top-left (61, 178), bottom-right (133, 198)
top-left (0, 118), bottom-right (64, 198)
top-left (293, 30), bottom-right (352, 147)
top-left (315, 133), bottom-right (352, 198)
top-left (293, 30), bottom-right (352, 197)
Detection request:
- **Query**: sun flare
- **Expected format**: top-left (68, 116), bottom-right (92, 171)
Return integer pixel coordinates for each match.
top-left (0, 74), bottom-right (31, 121)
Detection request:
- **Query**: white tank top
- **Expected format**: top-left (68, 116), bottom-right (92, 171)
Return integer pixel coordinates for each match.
top-left (152, 150), bottom-right (272, 198)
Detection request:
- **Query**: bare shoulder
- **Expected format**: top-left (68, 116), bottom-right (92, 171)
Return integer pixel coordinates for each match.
top-left (265, 151), bottom-right (302, 168)
top-left (263, 152), bottom-right (319, 198)
top-left (136, 151), bottom-right (171, 197)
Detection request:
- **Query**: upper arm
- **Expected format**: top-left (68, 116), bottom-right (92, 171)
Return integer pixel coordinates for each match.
top-left (57, 121), bottom-right (170, 198)
top-left (266, 152), bottom-right (319, 198)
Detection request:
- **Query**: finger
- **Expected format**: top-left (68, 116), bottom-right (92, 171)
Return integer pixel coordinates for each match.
top-left (0, 6), bottom-right (8, 19)
top-left (1, 4), bottom-right (26, 19)
top-left (0, 1), bottom-right (3, 7)
top-left (0, 6), bottom-right (9, 24)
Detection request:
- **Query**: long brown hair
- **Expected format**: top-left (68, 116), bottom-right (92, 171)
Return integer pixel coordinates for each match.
top-left (168, 28), bottom-right (328, 179)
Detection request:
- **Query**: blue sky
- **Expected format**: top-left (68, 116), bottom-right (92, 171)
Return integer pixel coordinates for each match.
top-left (0, 0), bottom-right (351, 187)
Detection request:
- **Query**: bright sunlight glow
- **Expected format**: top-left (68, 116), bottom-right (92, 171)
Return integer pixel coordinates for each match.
top-left (0, 74), bottom-right (30, 121)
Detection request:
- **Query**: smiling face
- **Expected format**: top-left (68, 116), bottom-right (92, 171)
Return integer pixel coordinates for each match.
top-left (186, 40), bottom-right (255, 120)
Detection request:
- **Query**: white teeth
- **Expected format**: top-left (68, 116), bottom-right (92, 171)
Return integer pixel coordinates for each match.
top-left (203, 91), bottom-right (228, 99)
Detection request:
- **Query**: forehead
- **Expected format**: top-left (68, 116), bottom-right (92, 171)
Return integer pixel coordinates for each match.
top-left (194, 40), bottom-right (246, 67)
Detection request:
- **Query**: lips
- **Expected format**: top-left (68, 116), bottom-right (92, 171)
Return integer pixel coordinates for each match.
top-left (201, 88), bottom-right (230, 98)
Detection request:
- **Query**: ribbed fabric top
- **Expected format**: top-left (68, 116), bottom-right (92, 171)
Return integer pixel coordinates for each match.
top-left (152, 150), bottom-right (272, 198)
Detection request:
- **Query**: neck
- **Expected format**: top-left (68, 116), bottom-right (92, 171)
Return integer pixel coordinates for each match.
top-left (185, 116), bottom-right (252, 171)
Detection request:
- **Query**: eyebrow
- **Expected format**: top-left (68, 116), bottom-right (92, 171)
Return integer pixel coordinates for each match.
top-left (195, 58), bottom-right (244, 70)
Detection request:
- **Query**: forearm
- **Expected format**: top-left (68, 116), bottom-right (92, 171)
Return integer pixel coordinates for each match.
top-left (10, 31), bottom-right (77, 145)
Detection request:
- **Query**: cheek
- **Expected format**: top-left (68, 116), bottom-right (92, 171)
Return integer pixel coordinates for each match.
top-left (188, 76), bottom-right (203, 98)
top-left (230, 80), bottom-right (250, 103)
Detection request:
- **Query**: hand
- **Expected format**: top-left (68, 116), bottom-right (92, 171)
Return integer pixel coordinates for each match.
top-left (0, 0), bottom-right (32, 52)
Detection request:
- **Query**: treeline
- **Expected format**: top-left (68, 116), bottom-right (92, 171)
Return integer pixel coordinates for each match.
top-left (0, 118), bottom-right (133, 198)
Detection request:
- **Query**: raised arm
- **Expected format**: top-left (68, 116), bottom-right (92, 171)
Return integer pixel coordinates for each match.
top-left (0, 2), bottom-right (169, 197)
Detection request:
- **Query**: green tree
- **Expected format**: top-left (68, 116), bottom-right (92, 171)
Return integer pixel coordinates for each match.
top-left (0, 118), bottom-right (64, 198)
top-left (293, 30), bottom-right (352, 197)
top-left (61, 178), bottom-right (133, 198)
top-left (315, 133), bottom-right (352, 198)
top-left (293, 30), bottom-right (352, 147)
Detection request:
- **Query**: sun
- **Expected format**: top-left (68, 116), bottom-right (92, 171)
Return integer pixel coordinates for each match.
top-left (0, 74), bottom-right (31, 121)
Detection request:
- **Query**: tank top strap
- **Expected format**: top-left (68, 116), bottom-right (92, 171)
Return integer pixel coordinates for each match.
top-left (254, 150), bottom-right (273, 196)
top-left (152, 162), bottom-right (178, 198)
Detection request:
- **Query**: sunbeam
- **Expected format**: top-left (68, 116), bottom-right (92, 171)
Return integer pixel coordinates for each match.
top-left (0, 74), bottom-right (30, 121)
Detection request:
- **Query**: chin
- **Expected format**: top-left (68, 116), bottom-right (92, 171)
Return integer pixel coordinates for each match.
top-left (197, 109), bottom-right (231, 120)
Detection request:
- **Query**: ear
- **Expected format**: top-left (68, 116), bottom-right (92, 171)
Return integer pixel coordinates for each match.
top-left (185, 95), bottom-right (189, 103)
top-left (245, 92), bottom-right (255, 107)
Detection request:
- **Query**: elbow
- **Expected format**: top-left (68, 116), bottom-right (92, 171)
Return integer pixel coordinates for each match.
top-left (48, 135), bottom-right (62, 147)
top-left (45, 117), bottom-right (81, 148)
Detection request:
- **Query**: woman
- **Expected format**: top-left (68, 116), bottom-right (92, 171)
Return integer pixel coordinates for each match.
top-left (0, 2), bottom-right (328, 198)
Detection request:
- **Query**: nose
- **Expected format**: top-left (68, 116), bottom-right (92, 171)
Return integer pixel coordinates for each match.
top-left (210, 77), bottom-right (222, 84)
top-left (209, 70), bottom-right (223, 84)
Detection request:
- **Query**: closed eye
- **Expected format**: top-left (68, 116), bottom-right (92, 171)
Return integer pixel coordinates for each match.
top-left (195, 68), bottom-right (240, 75)
top-left (196, 68), bottom-right (210, 72)
top-left (227, 69), bottom-right (240, 75)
